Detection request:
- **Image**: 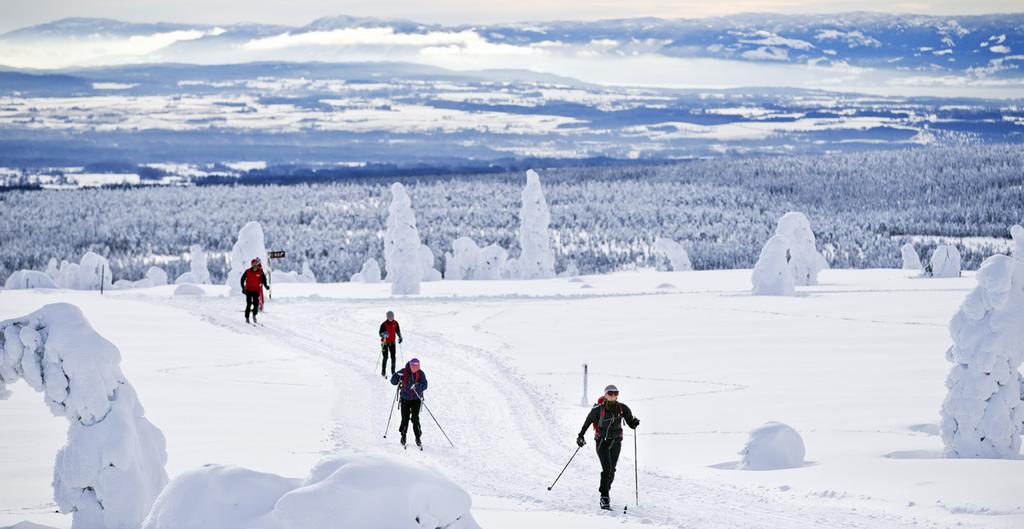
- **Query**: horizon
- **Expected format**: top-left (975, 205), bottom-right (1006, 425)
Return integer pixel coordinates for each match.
top-left (3, 1), bottom-right (1024, 33)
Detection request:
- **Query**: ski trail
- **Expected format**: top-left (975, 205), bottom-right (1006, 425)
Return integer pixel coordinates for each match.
top-left (174, 296), bottom-right (976, 529)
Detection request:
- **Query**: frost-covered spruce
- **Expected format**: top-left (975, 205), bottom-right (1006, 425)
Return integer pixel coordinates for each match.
top-left (175, 244), bottom-right (211, 285)
top-left (226, 222), bottom-right (268, 295)
top-left (774, 212), bottom-right (827, 285)
top-left (515, 169), bottom-right (555, 279)
top-left (0, 303), bottom-right (168, 529)
top-left (351, 258), bottom-right (382, 283)
top-left (654, 237), bottom-right (693, 271)
top-left (930, 245), bottom-right (962, 278)
top-left (477, 244), bottom-right (508, 280)
top-left (752, 235), bottom-right (796, 296)
top-left (384, 183), bottom-right (425, 295)
top-left (901, 243), bottom-right (923, 271)
top-left (939, 226), bottom-right (1024, 458)
top-left (420, 245), bottom-right (442, 281)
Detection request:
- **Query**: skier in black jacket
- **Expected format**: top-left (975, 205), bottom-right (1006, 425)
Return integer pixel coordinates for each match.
top-left (577, 384), bottom-right (639, 510)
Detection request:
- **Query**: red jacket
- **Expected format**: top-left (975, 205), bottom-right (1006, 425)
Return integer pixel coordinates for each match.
top-left (241, 268), bottom-right (268, 293)
top-left (379, 320), bottom-right (401, 343)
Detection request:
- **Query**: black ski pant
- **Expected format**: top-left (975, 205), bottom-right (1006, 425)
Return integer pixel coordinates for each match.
top-left (399, 399), bottom-right (422, 440)
top-left (244, 290), bottom-right (260, 320)
top-left (596, 438), bottom-right (622, 496)
top-left (381, 342), bottom-right (397, 375)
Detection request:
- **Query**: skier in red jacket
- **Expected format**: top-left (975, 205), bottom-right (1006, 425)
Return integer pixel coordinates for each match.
top-left (378, 310), bottom-right (403, 377)
top-left (240, 258), bottom-right (269, 324)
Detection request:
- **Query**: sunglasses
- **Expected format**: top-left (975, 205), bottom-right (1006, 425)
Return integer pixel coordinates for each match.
top-left (606, 391), bottom-right (619, 396)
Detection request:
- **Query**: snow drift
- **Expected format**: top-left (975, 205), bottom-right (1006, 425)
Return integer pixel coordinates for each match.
top-left (173, 284), bottom-right (205, 296)
top-left (0, 303), bottom-right (167, 529)
top-left (939, 225), bottom-right (1024, 458)
top-left (141, 453), bottom-right (480, 529)
top-left (384, 183), bottom-right (425, 295)
top-left (227, 222), bottom-right (268, 295)
top-left (738, 422), bottom-right (806, 470)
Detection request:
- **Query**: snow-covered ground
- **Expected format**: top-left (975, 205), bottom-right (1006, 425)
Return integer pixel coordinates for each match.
top-left (1, 269), bottom-right (1022, 528)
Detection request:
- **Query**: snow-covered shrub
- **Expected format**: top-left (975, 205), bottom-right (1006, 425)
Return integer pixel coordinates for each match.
top-left (175, 245), bottom-right (211, 285)
top-left (0, 303), bottom-right (168, 529)
top-left (514, 169), bottom-right (555, 279)
top-left (227, 222), bottom-right (268, 295)
top-left (738, 422), bottom-right (806, 470)
top-left (939, 226), bottom-right (1024, 458)
top-left (477, 244), bottom-right (508, 280)
top-left (45, 258), bottom-right (59, 281)
top-left (654, 237), bottom-right (693, 271)
top-left (558, 260), bottom-right (580, 278)
top-left (173, 284), bottom-right (205, 296)
top-left (5, 270), bottom-right (57, 289)
top-left (445, 237), bottom-right (481, 280)
top-left (384, 183), bottom-right (424, 295)
top-left (930, 245), bottom-right (962, 278)
top-left (751, 235), bottom-right (795, 296)
top-left (420, 245), bottom-right (442, 281)
top-left (350, 258), bottom-right (382, 283)
top-left (774, 212), bottom-right (827, 285)
top-left (901, 243), bottom-right (923, 270)
top-left (141, 453), bottom-right (480, 529)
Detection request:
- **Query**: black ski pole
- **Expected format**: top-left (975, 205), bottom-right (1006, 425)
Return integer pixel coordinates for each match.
top-left (412, 386), bottom-right (455, 448)
top-left (634, 431), bottom-right (639, 507)
top-left (383, 385), bottom-right (400, 438)
top-left (547, 445), bottom-right (583, 491)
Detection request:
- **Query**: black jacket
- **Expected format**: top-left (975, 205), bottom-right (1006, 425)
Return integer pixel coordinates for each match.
top-left (579, 401), bottom-right (638, 442)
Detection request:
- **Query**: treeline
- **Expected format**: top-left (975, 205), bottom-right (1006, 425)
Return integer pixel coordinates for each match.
top-left (1, 145), bottom-right (1020, 284)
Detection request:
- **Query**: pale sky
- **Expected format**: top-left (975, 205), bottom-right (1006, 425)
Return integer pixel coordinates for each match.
top-left (1, 0), bottom-right (1022, 33)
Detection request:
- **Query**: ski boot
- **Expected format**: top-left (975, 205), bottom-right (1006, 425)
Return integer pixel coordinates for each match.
top-left (400, 432), bottom-right (407, 448)
top-left (415, 437), bottom-right (422, 450)
top-left (600, 496), bottom-right (611, 511)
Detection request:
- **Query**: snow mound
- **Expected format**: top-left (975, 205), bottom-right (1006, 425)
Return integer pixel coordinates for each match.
top-left (752, 235), bottom-right (796, 296)
top-left (115, 266), bottom-right (169, 289)
top-left (0, 303), bottom-right (168, 529)
top-left (774, 212), bottom-right (828, 285)
top-left (657, 282), bottom-right (676, 289)
top-left (142, 454), bottom-right (480, 529)
top-left (929, 245), bottom-right (961, 278)
top-left (901, 243), bottom-right (923, 271)
top-left (351, 258), bottom-right (382, 283)
top-left (173, 284), bottom-right (205, 296)
top-left (738, 422), bottom-right (806, 470)
top-left (384, 183), bottom-right (425, 295)
top-left (271, 262), bottom-right (317, 283)
top-left (4, 270), bottom-right (57, 289)
top-left (940, 226), bottom-right (1024, 458)
top-left (227, 222), bottom-right (268, 295)
top-left (175, 245), bottom-right (211, 285)
top-left (654, 237), bottom-right (693, 271)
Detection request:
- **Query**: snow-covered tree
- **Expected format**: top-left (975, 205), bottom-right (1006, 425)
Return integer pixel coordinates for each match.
top-left (446, 237), bottom-right (481, 280)
top-left (654, 237), bottom-right (693, 271)
top-left (939, 225), bottom-right (1024, 458)
top-left (901, 243), bottom-right (923, 270)
top-left (752, 235), bottom-right (796, 296)
top-left (384, 183), bottom-right (424, 295)
top-left (351, 258), bottom-right (382, 283)
top-left (0, 303), bottom-right (168, 529)
top-left (774, 212), bottom-right (827, 285)
top-left (478, 244), bottom-right (509, 280)
top-left (515, 169), bottom-right (555, 279)
top-left (175, 245), bottom-right (211, 285)
top-left (420, 244), bottom-right (442, 281)
top-left (930, 245), bottom-right (961, 278)
top-left (226, 222), bottom-right (268, 295)
top-left (114, 266), bottom-right (168, 289)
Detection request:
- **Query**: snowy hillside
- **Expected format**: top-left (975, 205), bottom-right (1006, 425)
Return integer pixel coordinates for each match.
top-left (1, 269), bottom-right (1021, 528)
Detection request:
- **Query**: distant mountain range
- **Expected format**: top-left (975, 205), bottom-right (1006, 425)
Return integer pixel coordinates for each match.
top-left (2, 13), bottom-right (1022, 77)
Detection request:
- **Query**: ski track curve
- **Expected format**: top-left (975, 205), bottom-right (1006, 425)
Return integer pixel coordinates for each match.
top-left (168, 295), bottom-right (976, 529)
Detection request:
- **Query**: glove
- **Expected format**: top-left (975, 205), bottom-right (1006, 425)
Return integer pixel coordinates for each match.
top-left (631, 418), bottom-right (640, 429)
top-left (380, 332), bottom-right (387, 339)
top-left (576, 435), bottom-right (586, 447)
top-left (398, 336), bottom-right (403, 344)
